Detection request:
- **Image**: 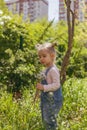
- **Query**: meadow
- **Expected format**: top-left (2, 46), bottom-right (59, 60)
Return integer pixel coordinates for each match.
top-left (0, 78), bottom-right (87, 130)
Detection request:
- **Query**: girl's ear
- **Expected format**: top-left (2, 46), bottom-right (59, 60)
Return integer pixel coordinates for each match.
top-left (50, 53), bottom-right (55, 59)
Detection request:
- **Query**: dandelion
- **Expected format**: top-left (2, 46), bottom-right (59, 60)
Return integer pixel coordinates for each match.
top-left (0, 10), bottom-right (3, 15)
top-left (0, 21), bottom-right (4, 25)
top-left (36, 71), bottom-right (46, 81)
top-left (2, 15), bottom-right (11, 20)
top-left (34, 71), bottom-right (46, 102)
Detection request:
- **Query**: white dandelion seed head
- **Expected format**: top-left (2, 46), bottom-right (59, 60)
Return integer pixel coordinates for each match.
top-left (0, 10), bottom-right (3, 15)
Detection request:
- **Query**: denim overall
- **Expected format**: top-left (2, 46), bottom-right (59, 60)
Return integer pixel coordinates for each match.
top-left (41, 67), bottom-right (63, 130)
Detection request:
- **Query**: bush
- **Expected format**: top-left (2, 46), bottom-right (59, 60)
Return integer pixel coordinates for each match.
top-left (0, 11), bottom-right (87, 94)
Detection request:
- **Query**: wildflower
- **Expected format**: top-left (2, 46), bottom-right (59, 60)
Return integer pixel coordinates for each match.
top-left (2, 15), bottom-right (11, 20)
top-left (37, 71), bottom-right (46, 81)
top-left (0, 21), bottom-right (4, 25)
top-left (34, 71), bottom-right (46, 102)
top-left (0, 10), bottom-right (3, 15)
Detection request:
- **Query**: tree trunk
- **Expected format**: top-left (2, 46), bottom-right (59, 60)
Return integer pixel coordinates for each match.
top-left (60, 0), bottom-right (75, 85)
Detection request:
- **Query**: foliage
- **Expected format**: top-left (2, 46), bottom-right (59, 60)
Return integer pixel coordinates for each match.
top-left (0, 0), bottom-right (8, 14)
top-left (0, 11), bottom-right (87, 93)
top-left (0, 78), bottom-right (87, 130)
top-left (0, 4), bottom-right (87, 130)
top-left (0, 12), bottom-right (55, 93)
top-left (67, 22), bottom-right (87, 78)
top-left (58, 78), bottom-right (87, 130)
top-left (0, 87), bottom-right (42, 130)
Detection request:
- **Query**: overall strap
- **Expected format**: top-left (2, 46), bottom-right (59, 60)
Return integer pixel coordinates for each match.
top-left (45, 66), bottom-right (53, 76)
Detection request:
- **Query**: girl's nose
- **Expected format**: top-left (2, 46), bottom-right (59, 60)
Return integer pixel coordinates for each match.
top-left (40, 58), bottom-right (44, 63)
top-left (40, 59), bottom-right (43, 62)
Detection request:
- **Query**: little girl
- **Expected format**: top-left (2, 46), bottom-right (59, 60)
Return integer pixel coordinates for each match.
top-left (36, 42), bottom-right (63, 130)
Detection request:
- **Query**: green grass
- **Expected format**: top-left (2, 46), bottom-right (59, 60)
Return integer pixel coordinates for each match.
top-left (0, 78), bottom-right (87, 130)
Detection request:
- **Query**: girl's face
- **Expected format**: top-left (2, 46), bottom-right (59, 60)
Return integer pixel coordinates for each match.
top-left (38, 49), bottom-right (55, 67)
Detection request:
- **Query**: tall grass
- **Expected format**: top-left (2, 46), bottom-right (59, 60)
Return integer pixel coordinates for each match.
top-left (58, 77), bottom-right (87, 130)
top-left (0, 78), bottom-right (87, 130)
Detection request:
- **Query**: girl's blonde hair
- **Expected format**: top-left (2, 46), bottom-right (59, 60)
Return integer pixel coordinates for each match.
top-left (36, 42), bottom-right (57, 54)
top-left (36, 42), bottom-right (57, 62)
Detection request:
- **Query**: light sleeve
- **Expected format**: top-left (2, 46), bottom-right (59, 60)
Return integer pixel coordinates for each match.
top-left (43, 67), bottom-right (60, 92)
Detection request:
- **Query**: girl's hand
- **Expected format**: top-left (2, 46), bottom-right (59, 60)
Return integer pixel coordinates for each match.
top-left (36, 83), bottom-right (44, 91)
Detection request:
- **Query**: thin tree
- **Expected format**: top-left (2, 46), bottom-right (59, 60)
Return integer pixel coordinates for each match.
top-left (60, 0), bottom-right (76, 85)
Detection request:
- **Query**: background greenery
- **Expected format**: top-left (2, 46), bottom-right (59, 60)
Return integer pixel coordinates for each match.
top-left (0, 2), bottom-right (87, 129)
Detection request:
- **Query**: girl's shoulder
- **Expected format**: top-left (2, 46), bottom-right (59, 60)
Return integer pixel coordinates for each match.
top-left (48, 65), bottom-right (59, 74)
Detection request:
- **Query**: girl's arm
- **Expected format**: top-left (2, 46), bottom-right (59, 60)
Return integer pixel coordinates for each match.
top-left (43, 68), bottom-right (60, 92)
